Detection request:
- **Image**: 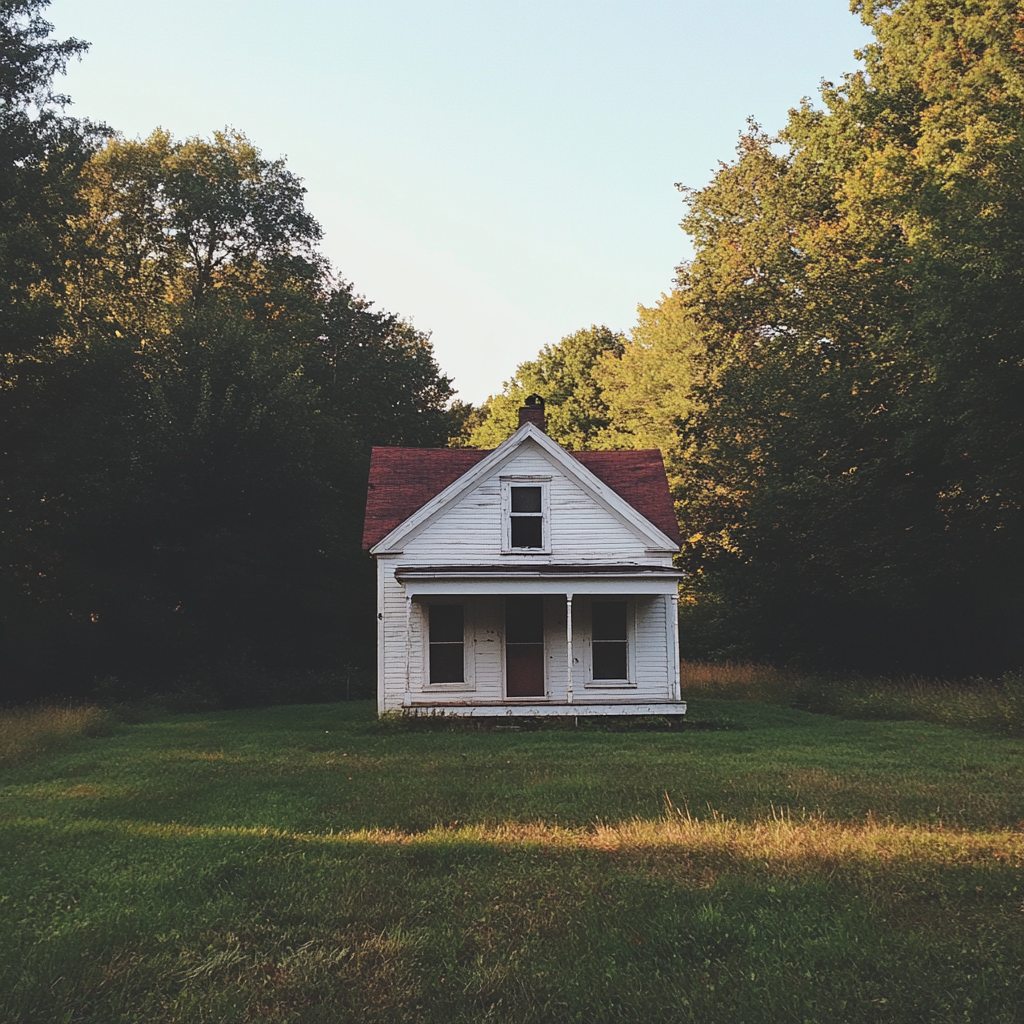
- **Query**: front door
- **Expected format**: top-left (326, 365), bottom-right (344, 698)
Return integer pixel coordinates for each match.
top-left (505, 596), bottom-right (545, 698)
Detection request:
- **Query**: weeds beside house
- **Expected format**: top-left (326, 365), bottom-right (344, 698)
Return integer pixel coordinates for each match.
top-left (679, 661), bottom-right (1024, 735)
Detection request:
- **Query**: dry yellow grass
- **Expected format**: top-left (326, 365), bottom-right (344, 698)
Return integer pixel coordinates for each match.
top-left (679, 659), bottom-right (793, 702)
top-left (679, 660), bottom-right (782, 687)
top-left (45, 812), bottom-right (1022, 885)
top-left (0, 704), bottom-right (112, 768)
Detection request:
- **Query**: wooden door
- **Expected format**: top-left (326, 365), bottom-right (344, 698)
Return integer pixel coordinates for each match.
top-left (505, 596), bottom-right (545, 698)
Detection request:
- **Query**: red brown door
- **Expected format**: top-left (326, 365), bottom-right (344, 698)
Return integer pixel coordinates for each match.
top-left (505, 596), bottom-right (545, 697)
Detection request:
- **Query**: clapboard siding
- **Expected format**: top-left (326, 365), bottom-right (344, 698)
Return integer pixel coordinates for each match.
top-left (379, 559), bottom-right (408, 710)
top-left (401, 442), bottom-right (660, 563)
top-left (634, 596), bottom-right (672, 696)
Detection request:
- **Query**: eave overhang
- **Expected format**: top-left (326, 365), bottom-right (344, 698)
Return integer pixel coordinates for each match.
top-left (395, 564), bottom-right (684, 580)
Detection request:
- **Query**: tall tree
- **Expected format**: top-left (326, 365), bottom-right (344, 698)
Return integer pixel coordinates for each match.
top-left (673, 0), bottom-right (1024, 672)
top-left (319, 283), bottom-right (457, 449)
top-left (592, 289), bottom-right (703, 480)
top-left (0, 0), bottom-right (101, 355)
top-left (69, 129), bottom-right (326, 343)
top-left (1, 118), bottom-right (461, 700)
top-left (464, 325), bottom-right (625, 449)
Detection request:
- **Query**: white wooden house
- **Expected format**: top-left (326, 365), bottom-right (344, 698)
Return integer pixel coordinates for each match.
top-left (363, 399), bottom-right (687, 717)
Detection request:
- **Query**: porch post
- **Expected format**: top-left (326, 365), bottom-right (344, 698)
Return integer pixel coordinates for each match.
top-left (671, 592), bottom-right (681, 701)
top-left (565, 592), bottom-right (574, 704)
top-left (404, 593), bottom-right (413, 707)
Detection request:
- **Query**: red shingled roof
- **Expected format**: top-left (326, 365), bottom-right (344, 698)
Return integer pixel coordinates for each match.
top-left (362, 445), bottom-right (681, 550)
top-left (572, 450), bottom-right (682, 545)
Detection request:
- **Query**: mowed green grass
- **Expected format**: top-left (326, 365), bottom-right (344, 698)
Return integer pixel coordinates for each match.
top-left (3, 701), bottom-right (1024, 1023)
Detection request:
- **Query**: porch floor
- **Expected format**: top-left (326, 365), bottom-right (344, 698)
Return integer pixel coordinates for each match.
top-left (398, 701), bottom-right (687, 718)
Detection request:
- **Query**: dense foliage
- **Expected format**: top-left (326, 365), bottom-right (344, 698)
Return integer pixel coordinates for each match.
top-left (477, 0), bottom-right (1024, 674)
top-left (461, 324), bottom-right (625, 450)
top-left (0, 2), bottom-right (458, 702)
top-left (4, 0), bottom-right (1022, 695)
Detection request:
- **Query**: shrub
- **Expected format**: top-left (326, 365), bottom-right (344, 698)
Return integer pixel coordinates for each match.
top-left (0, 705), bottom-right (114, 769)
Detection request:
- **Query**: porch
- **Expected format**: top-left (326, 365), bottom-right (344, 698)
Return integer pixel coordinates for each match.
top-left (389, 563), bottom-right (687, 713)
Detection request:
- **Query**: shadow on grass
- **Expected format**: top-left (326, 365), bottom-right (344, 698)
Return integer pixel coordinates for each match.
top-left (3, 814), bottom-right (1024, 1024)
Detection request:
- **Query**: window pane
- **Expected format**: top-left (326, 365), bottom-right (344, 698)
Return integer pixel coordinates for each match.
top-left (506, 595), bottom-right (544, 644)
top-left (430, 643), bottom-right (464, 683)
top-left (593, 641), bottom-right (627, 680)
top-left (511, 486), bottom-right (542, 513)
top-left (430, 604), bottom-right (463, 643)
top-left (592, 602), bottom-right (627, 641)
top-left (511, 516), bottom-right (543, 548)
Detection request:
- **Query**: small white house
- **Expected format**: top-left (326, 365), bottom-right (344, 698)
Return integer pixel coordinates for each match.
top-left (363, 399), bottom-right (686, 717)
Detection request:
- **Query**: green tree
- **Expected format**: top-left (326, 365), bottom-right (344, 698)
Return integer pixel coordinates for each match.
top-left (673, 0), bottom-right (1024, 672)
top-left (464, 325), bottom-right (625, 449)
top-left (592, 290), bottom-right (703, 486)
top-left (0, 0), bottom-right (102, 355)
top-left (2, 113), bottom-right (460, 698)
top-left (319, 283), bottom-right (457, 448)
top-left (68, 129), bottom-right (326, 344)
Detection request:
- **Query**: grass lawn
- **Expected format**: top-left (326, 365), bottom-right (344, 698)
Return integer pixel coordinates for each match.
top-left (3, 699), bottom-right (1024, 1022)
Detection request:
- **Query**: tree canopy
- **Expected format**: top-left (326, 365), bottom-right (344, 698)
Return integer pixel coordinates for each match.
top-left (646, 0), bottom-right (1024, 672)
top-left (463, 325), bottom-right (625, 450)
top-left (0, 0), bottom-right (103, 354)
top-left (465, 0), bottom-right (1024, 674)
top-left (0, 5), bottom-right (459, 702)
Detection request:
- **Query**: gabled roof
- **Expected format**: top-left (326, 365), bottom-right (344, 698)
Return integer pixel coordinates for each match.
top-left (362, 441), bottom-right (681, 550)
top-left (363, 448), bottom-right (490, 550)
top-left (573, 450), bottom-right (681, 546)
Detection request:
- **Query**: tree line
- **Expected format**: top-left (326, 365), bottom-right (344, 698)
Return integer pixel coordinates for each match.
top-left (3, 0), bottom-right (1021, 701)
top-left (1, 1), bottom-right (462, 702)
top-left (465, 0), bottom-right (1024, 676)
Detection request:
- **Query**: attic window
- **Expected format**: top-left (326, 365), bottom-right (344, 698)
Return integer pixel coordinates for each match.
top-left (510, 486), bottom-right (543, 548)
top-left (501, 478), bottom-right (550, 554)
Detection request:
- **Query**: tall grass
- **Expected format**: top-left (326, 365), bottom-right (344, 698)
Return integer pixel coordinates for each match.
top-left (0, 704), bottom-right (113, 768)
top-left (679, 660), bottom-right (1024, 734)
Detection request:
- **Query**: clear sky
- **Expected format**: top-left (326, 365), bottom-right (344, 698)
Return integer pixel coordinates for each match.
top-left (47, 0), bottom-right (870, 404)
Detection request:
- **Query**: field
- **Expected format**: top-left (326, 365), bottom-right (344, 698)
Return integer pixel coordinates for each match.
top-left (3, 694), bottom-right (1024, 1023)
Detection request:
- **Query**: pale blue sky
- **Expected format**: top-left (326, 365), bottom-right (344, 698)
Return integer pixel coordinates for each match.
top-left (48, 1), bottom-right (870, 403)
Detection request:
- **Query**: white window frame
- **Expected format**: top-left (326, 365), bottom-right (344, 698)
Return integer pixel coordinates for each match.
top-left (500, 476), bottom-right (551, 555)
top-left (582, 596), bottom-right (637, 689)
top-left (419, 597), bottom-right (476, 691)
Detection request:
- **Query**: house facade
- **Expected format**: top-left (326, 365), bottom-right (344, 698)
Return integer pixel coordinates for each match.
top-left (363, 401), bottom-right (687, 717)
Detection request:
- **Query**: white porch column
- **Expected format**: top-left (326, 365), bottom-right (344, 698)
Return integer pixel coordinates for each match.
top-left (403, 594), bottom-right (413, 707)
top-left (671, 592), bottom-right (681, 701)
top-left (565, 592), bottom-right (574, 704)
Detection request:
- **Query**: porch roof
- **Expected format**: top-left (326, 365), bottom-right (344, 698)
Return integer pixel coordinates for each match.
top-left (395, 563), bottom-right (683, 580)
top-left (394, 563), bottom-right (684, 596)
